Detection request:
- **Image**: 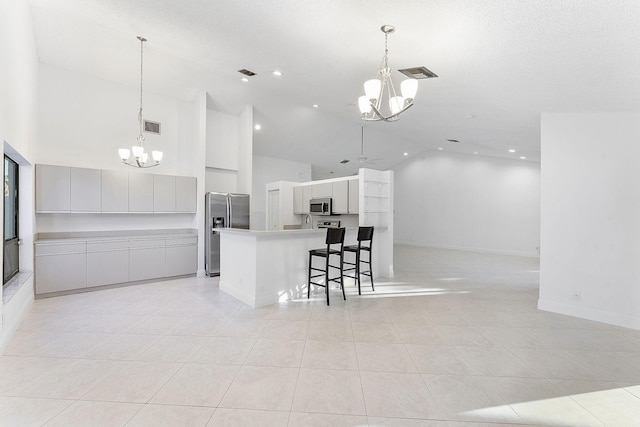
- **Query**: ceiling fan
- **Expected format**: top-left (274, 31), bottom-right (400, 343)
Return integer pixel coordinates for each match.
top-left (341, 126), bottom-right (381, 165)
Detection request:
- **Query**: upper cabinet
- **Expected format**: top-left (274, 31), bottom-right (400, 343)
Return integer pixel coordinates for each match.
top-left (176, 176), bottom-right (197, 213)
top-left (36, 165), bottom-right (71, 212)
top-left (128, 173), bottom-right (154, 213)
top-left (102, 170), bottom-right (129, 212)
top-left (348, 179), bottom-right (359, 214)
top-left (332, 180), bottom-right (349, 214)
top-left (153, 175), bottom-right (176, 212)
top-left (36, 164), bottom-right (196, 214)
top-left (311, 182), bottom-right (332, 198)
top-left (70, 167), bottom-right (102, 212)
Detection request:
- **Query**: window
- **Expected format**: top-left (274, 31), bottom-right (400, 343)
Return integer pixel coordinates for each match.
top-left (4, 155), bottom-right (19, 284)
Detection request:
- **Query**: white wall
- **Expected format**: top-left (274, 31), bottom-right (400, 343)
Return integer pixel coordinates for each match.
top-left (0, 0), bottom-right (39, 353)
top-left (394, 150), bottom-right (540, 256)
top-left (206, 109), bottom-right (238, 170)
top-left (539, 112), bottom-right (640, 329)
top-left (252, 155), bottom-right (312, 230)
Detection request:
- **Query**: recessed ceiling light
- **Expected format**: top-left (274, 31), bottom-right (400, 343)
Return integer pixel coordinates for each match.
top-left (438, 147), bottom-right (443, 151)
top-left (241, 77), bottom-right (249, 82)
top-left (465, 114), bottom-right (476, 119)
top-left (508, 149), bottom-right (516, 153)
top-left (254, 124), bottom-right (261, 130)
top-left (473, 152), bottom-right (478, 155)
top-left (403, 152), bottom-right (408, 156)
top-left (312, 104), bottom-right (319, 108)
top-left (272, 70), bottom-right (282, 76)
top-left (520, 156), bottom-right (526, 160)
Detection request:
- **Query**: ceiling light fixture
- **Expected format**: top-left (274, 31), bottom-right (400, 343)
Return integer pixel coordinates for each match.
top-left (119, 36), bottom-right (163, 168)
top-left (254, 124), bottom-right (262, 130)
top-left (272, 70), bottom-right (282, 76)
top-left (358, 25), bottom-right (419, 122)
top-left (509, 149), bottom-right (516, 153)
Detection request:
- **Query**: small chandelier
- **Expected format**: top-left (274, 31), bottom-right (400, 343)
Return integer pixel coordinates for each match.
top-left (358, 25), bottom-right (418, 122)
top-left (119, 36), bottom-right (163, 168)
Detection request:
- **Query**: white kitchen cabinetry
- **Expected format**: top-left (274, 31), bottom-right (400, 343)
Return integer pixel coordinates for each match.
top-left (36, 232), bottom-right (197, 295)
top-left (348, 179), bottom-right (359, 213)
top-left (293, 186), bottom-right (303, 214)
top-left (70, 167), bottom-right (102, 212)
top-left (332, 180), bottom-right (349, 214)
top-left (129, 238), bottom-right (166, 281)
top-left (302, 186), bottom-right (312, 214)
top-left (102, 170), bottom-right (129, 212)
top-left (35, 242), bottom-right (87, 294)
top-left (153, 175), bottom-right (176, 212)
top-left (311, 182), bottom-right (332, 198)
top-left (176, 176), bottom-right (197, 213)
top-left (36, 165), bottom-right (70, 212)
top-left (361, 169), bottom-right (392, 227)
top-left (128, 173), bottom-right (154, 212)
top-left (166, 236), bottom-right (198, 276)
top-left (87, 240), bottom-right (129, 287)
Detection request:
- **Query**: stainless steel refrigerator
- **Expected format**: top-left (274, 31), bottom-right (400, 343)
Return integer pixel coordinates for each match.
top-left (205, 192), bottom-right (250, 276)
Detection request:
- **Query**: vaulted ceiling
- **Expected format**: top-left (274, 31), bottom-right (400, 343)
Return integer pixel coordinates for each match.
top-left (27, 0), bottom-right (640, 178)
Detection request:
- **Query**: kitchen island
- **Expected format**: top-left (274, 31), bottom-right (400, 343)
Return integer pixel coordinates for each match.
top-left (218, 228), bottom-right (358, 308)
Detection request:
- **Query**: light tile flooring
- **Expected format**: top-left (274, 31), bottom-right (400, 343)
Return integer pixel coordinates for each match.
top-left (2, 246), bottom-right (640, 426)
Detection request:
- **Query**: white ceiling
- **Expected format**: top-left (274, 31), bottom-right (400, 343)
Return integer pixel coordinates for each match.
top-left (27, 0), bottom-right (640, 178)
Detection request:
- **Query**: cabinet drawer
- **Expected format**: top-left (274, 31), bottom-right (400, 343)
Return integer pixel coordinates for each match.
top-left (129, 238), bottom-right (165, 249)
top-left (87, 240), bottom-right (129, 252)
top-left (166, 236), bottom-right (197, 247)
top-left (36, 242), bottom-right (86, 256)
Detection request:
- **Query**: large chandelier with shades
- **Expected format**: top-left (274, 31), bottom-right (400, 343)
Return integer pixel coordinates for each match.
top-left (118, 36), bottom-right (163, 168)
top-left (358, 25), bottom-right (430, 122)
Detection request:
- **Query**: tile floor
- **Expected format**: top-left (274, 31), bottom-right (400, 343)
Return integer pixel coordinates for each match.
top-left (2, 246), bottom-right (640, 426)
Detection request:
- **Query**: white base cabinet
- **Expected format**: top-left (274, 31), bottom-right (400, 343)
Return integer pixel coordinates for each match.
top-left (35, 233), bottom-right (197, 295)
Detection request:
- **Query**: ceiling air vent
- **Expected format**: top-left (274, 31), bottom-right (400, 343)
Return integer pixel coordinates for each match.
top-left (446, 139), bottom-right (460, 143)
top-left (340, 159), bottom-right (350, 164)
top-left (238, 69), bottom-right (256, 76)
top-left (398, 66), bottom-right (438, 79)
top-left (144, 120), bottom-right (161, 135)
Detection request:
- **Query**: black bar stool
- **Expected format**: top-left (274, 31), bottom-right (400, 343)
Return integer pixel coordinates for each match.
top-left (343, 226), bottom-right (374, 295)
top-left (308, 227), bottom-right (346, 305)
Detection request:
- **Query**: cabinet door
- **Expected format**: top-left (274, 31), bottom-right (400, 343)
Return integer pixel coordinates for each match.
top-left (166, 244), bottom-right (197, 276)
top-left (87, 249), bottom-right (130, 287)
top-left (36, 164), bottom-right (70, 212)
top-left (301, 186), bottom-right (312, 214)
top-left (176, 176), bottom-right (197, 213)
top-left (70, 167), bottom-right (102, 212)
top-left (311, 182), bottom-right (332, 198)
top-left (293, 186), bottom-right (303, 214)
top-left (130, 247), bottom-right (166, 281)
top-left (86, 240), bottom-right (129, 287)
top-left (332, 181), bottom-right (349, 214)
top-left (154, 174), bottom-right (176, 212)
top-left (348, 179), bottom-right (359, 213)
top-left (36, 252), bottom-right (87, 294)
top-left (102, 170), bottom-right (129, 212)
top-left (128, 173), bottom-right (154, 212)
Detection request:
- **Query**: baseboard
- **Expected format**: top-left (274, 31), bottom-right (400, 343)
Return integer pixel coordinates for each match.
top-left (394, 241), bottom-right (540, 258)
top-left (538, 298), bottom-right (640, 330)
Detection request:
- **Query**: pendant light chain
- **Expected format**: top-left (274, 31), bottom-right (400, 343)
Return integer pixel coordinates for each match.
top-left (118, 35), bottom-right (163, 168)
top-left (138, 36), bottom-right (146, 143)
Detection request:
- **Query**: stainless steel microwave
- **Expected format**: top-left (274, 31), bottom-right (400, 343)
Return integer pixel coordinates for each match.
top-left (310, 198), bottom-right (332, 215)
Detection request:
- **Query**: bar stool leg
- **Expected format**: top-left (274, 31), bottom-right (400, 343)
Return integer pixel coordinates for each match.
top-left (340, 252), bottom-right (346, 300)
top-left (307, 252), bottom-right (312, 299)
top-left (368, 252), bottom-right (374, 291)
top-left (356, 250), bottom-right (361, 295)
top-left (325, 255), bottom-right (330, 306)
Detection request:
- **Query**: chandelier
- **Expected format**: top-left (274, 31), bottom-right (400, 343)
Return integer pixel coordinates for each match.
top-left (358, 25), bottom-right (418, 122)
top-left (118, 36), bottom-right (163, 168)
